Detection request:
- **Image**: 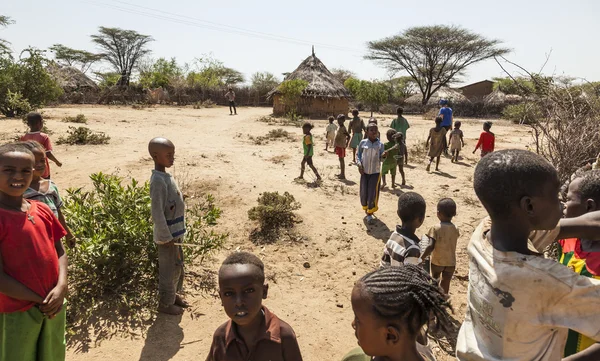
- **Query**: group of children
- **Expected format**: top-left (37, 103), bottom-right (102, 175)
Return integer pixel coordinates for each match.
top-left (6, 110), bottom-right (600, 361)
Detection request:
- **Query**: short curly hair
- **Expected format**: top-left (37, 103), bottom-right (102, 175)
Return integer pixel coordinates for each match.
top-left (397, 192), bottom-right (426, 223)
top-left (474, 149), bottom-right (558, 218)
top-left (437, 198), bottom-right (457, 218)
top-left (573, 170), bottom-right (600, 204)
top-left (220, 251), bottom-right (265, 283)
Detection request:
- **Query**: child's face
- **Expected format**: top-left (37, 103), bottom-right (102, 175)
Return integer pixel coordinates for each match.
top-left (528, 179), bottom-right (563, 230)
top-left (386, 133), bottom-right (395, 143)
top-left (218, 264), bottom-right (268, 328)
top-left (31, 148), bottom-right (46, 178)
top-left (303, 126), bottom-right (311, 135)
top-left (338, 119), bottom-right (345, 127)
top-left (351, 284), bottom-right (395, 356)
top-left (153, 145), bottom-right (175, 168)
top-left (563, 178), bottom-right (591, 218)
top-left (0, 151), bottom-right (34, 197)
top-left (367, 126), bottom-right (378, 141)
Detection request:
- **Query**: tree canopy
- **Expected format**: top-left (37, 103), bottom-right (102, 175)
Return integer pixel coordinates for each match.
top-left (251, 71), bottom-right (279, 99)
top-left (139, 57), bottom-right (182, 89)
top-left (49, 44), bottom-right (102, 74)
top-left (0, 15), bottom-right (14, 55)
top-left (366, 25), bottom-right (509, 105)
top-left (344, 78), bottom-right (388, 116)
top-left (187, 55), bottom-right (244, 88)
top-left (331, 68), bottom-right (357, 85)
top-left (91, 27), bottom-right (153, 86)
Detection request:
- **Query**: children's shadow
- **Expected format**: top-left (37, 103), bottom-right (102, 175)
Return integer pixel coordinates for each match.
top-left (381, 186), bottom-right (406, 196)
top-left (434, 171), bottom-right (457, 179)
top-left (404, 164), bottom-right (416, 169)
top-left (138, 313), bottom-right (184, 361)
top-left (338, 178), bottom-right (357, 186)
top-left (363, 217), bottom-right (392, 242)
top-left (454, 161), bottom-right (472, 167)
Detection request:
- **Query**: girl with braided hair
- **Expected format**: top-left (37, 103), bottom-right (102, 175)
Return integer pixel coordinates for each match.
top-left (342, 265), bottom-right (453, 361)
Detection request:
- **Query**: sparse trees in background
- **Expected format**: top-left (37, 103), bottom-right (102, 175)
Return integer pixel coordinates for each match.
top-left (138, 57), bottom-right (182, 89)
top-left (49, 44), bottom-right (102, 74)
top-left (187, 55), bottom-right (244, 88)
top-left (331, 68), bottom-right (357, 85)
top-left (0, 15), bottom-right (14, 55)
top-left (382, 75), bottom-right (417, 102)
top-left (344, 78), bottom-right (388, 116)
top-left (91, 27), bottom-right (153, 87)
top-left (251, 71), bottom-right (279, 102)
top-left (366, 25), bottom-right (509, 105)
top-left (94, 71), bottom-right (121, 89)
top-left (0, 48), bottom-right (62, 117)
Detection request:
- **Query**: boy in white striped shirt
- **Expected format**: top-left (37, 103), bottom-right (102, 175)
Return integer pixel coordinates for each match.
top-left (357, 122), bottom-right (387, 224)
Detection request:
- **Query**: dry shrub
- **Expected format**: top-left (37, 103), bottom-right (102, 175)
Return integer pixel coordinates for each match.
top-left (409, 136), bottom-right (428, 162)
top-left (57, 126), bottom-right (110, 145)
top-left (249, 128), bottom-right (295, 145)
top-left (248, 191), bottom-right (301, 244)
top-left (62, 114), bottom-right (88, 124)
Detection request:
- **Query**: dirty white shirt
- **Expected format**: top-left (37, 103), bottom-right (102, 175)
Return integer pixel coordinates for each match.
top-left (456, 218), bottom-right (600, 361)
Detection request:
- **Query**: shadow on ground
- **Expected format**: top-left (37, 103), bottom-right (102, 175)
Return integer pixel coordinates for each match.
top-left (138, 313), bottom-right (184, 361)
top-left (363, 216), bottom-right (392, 242)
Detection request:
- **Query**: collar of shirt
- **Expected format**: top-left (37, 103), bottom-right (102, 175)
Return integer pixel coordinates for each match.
top-left (224, 306), bottom-right (282, 349)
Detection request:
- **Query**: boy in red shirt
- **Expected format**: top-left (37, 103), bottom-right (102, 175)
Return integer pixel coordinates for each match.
top-left (472, 121), bottom-right (495, 158)
top-left (206, 252), bottom-right (303, 361)
top-left (0, 143), bottom-right (68, 360)
top-left (20, 112), bottom-right (62, 179)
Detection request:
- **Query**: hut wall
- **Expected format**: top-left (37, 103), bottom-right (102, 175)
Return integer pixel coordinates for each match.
top-left (273, 95), bottom-right (348, 118)
top-left (460, 81), bottom-right (494, 101)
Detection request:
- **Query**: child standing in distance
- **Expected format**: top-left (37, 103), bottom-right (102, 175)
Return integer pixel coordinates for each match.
top-left (448, 121), bottom-right (464, 163)
top-left (348, 109), bottom-right (366, 164)
top-left (390, 107), bottom-right (410, 165)
top-left (325, 116), bottom-right (338, 151)
top-left (456, 149), bottom-right (600, 361)
top-left (425, 115), bottom-right (447, 172)
top-left (559, 169), bottom-right (600, 357)
top-left (357, 122), bottom-right (386, 224)
top-left (334, 114), bottom-right (351, 180)
top-left (381, 129), bottom-right (405, 188)
top-left (423, 198), bottom-right (460, 295)
top-left (298, 122), bottom-right (321, 181)
top-left (473, 121), bottom-right (495, 158)
top-left (20, 112), bottom-right (62, 179)
top-left (206, 252), bottom-right (303, 361)
top-left (341, 265), bottom-right (452, 361)
top-left (0, 143), bottom-right (68, 361)
top-left (20, 141), bottom-right (75, 248)
top-left (226, 87), bottom-right (236, 115)
top-left (438, 99), bottom-right (453, 154)
top-left (381, 192), bottom-right (427, 266)
top-left (148, 137), bottom-right (188, 315)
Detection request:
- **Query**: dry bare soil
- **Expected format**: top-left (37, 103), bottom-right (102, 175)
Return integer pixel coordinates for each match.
top-left (0, 105), bottom-right (532, 361)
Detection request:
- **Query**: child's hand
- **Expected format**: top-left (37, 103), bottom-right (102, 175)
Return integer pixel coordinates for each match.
top-left (358, 166), bottom-right (364, 175)
top-left (56, 161), bottom-right (62, 167)
top-left (66, 233), bottom-right (76, 248)
top-left (472, 150), bottom-right (476, 154)
top-left (40, 283), bottom-right (67, 318)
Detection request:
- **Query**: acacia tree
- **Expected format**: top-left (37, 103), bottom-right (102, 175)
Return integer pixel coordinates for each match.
top-left (187, 56), bottom-right (244, 88)
top-left (251, 71), bottom-right (279, 101)
top-left (366, 25), bottom-right (509, 105)
top-left (0, 15), bottom-right (14, 55)
top-left (331, 68), bottom-right (357, 85)
top-left (49, 44), bottom-right (102, 73)
top-left (91, 27), bottom-right (153, 86)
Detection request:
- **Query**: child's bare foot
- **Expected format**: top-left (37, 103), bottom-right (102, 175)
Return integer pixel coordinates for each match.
top-left (295, 176), bottom-right (304, 180)
top-left (382, 182), bottom-right (386, 188)
top-left (158, 303), bottom-right (184, 315)
top-left (336, 174), bottom-right (346, 180)
top-left (435, 167), bottom-right (440, 172)
top-left (175, 295), bottom-right (189, 308)
top-left (426, 164), bottom-right (431, 172)
top-left (392, 183), bottom-right (397, 188)
top-left (402, 180), bottom-right (406, 186)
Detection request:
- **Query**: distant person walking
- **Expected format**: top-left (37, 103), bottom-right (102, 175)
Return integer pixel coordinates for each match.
top-left (225, 88), bottom-right (236, 115)
top-left (438, 100), bottom-right (453, 155)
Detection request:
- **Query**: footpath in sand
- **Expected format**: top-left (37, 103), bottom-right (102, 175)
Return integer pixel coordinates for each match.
top-left (0, 105), bottom-right (531, 361)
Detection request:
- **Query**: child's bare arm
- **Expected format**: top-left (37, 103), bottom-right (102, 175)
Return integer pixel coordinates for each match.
top-left (563, 344), bottom-right (600, 361)
top-left (426, 134), bottom-right (431, 146)
top-left (40, 240), bottom-right (68, 317)
top-left (57, 209), bottom-right (75, 247)
top-left (460, 133), bottom-right (465, 146)
top-left (557, 211), bottom-right (600, 241)
top-left (421, 237), bottom-right (436, 260)
top-left (0, 250), bottom-right (45, 304)
top-left (46, 151), bottom-right (62, 167)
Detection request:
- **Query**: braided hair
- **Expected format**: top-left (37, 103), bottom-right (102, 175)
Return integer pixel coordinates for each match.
top-left (357, 265), bottom-right (453, 336)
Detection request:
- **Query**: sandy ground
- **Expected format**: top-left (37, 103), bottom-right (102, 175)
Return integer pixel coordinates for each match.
top-left (0, 105), bottom-right (532, 361)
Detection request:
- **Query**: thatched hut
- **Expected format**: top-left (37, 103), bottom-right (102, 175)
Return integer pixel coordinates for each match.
top-left (483, 89), bottom-right (523, 105)
top-left (268, 49), bottom-right (350, 118)
top-left (47, 65), bottom-right (98, 91)
top-left (404, 87), bottom-right (468, 105)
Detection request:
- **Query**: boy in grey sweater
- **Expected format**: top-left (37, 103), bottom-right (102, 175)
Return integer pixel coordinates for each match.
top-left (148, 137), bottom-right (188, 315)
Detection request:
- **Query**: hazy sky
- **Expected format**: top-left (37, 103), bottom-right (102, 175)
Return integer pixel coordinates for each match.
top-left (2, 0), bottom-right (598, 85)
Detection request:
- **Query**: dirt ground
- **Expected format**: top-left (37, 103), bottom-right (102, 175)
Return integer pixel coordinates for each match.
top-left (0, 105), bottom-right (532, 361)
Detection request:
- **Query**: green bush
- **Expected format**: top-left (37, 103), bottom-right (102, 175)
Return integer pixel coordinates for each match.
top-left (64, 173), bottom-right (227, 332)
top-left (248, 191), bottom-right (301, 243)
top-left (62, 114), bottom-right (87, 124)
top-left (502, 103), bottom-right (543, 124)
top-left (57, 126), bottom-right (110, 145)
top-left (2, 90), bottom-right (32, 117)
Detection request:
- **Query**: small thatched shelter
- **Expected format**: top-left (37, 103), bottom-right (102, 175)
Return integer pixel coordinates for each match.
top-left (484, 89), bottom-right (523, 105)
top-left (268, 48), bottom-right (350, 117)
top-left (47, 65), bottom-right (98, 91)
top-left (404, 87), bottom-right (468, 105)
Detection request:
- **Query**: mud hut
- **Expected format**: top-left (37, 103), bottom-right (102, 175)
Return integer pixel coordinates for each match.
top-left (268, 48), bottom-right (350, 118)
top-left (47, 65), bottom-right (98, 91)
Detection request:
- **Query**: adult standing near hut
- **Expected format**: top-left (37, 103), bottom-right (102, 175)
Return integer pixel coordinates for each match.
top-left (438, 99), bottom-right (453, 155)
top-left (225, 87), bottom-right (237, 115)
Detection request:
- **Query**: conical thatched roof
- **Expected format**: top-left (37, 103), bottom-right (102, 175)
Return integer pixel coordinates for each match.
top-left (484, 89), bottom-right (523, 105)
top-left (268, 50), bottom-right (350, 99)
top-left (404, 87), bottom-right (468, 105)
top-left (47, 64), bottom-right (98, 90)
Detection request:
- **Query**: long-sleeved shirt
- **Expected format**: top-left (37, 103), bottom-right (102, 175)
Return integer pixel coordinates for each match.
top-left (356, 138), bottom-right (384, 174)
top-left (474, 131), bottom-right (495, 153)
top-left (150, 170), bottom-right (186, 245)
